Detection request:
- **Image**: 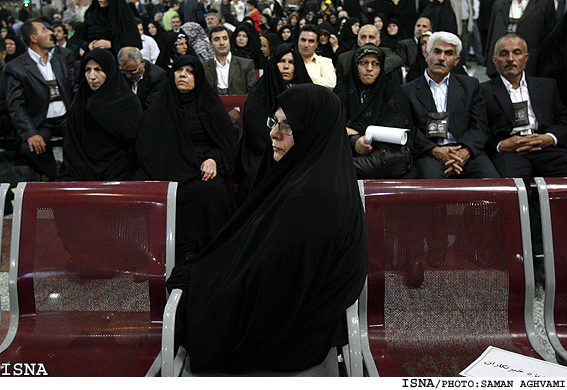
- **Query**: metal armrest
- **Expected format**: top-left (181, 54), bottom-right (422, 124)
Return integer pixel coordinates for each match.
top-left (343, 300), bottom-right (363, 377)
top-left (161, 288), bottom-right (184, 377)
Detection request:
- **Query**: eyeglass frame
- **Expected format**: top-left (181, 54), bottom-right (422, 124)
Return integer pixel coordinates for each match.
top-left (267, 116), bottom-right (293, 136)
top-left (120, 63), bottom-right (142, 75)
top-left (357, 59), bottom-right (381, 69)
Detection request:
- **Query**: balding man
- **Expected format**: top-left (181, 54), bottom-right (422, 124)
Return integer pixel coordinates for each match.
top-left (395, 17), bottom-right (432, 69)
top-left (335, 24), bottom-right (403, 84)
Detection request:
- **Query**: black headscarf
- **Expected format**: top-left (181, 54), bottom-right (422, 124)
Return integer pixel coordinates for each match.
top-left (276, 24), bottom-right (294, 45)
top-left (537, 10), bottom-right (567, 105)
top-left (381, 18), bottom-right (402, 51)
top-left (136, 55), bottom-right (236, 184)
top-left (334, 44), bottom-right (412, 134)
top-left (315, 22), bottom-right (339, 64)
top-left (420, 0), bottom-right (458, 36)
top-left (155, 31), bottom-right (198, 71)
top-left (230, 23), bottom-right (263, 68)
top-left (338, 17), bottom-right (359, 52)
top-left (167, 84), bottom-right (368, 373)
top-left (83, 0), bottom-right (142, 53)
top-left (145, 19), bottom-right (168, 53)
top-left (58, 48), bottom-right (143, 181)
top-left (4, 32), bottom-right (25, 63)
top-left (238, 43), bottom-right (312, 202)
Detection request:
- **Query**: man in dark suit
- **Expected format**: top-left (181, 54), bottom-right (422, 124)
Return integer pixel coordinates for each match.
top-left (4, 19), bottom-right (75, 180)
top-left (481, 33), bottom-right (567, 259)
top-left (403, 31), bottom-right (500, 179)
top-left (118, 46), bottom-right (167, 110)
top-left (395, 17), bottom-right (432, 69)
top-left (484, 0), bottom-right (555, 77)
top-left (336, 24), bottom-right (404, 85)
top-left (203, 26), bottom-right (256, 95)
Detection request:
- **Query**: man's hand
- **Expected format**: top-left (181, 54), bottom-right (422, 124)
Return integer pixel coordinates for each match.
top-left (355, 136), bottom-right (373, 155)
top-left (27, 135), bottom-right (46, 154)
top-left (228, 108), bottom-right (240, 124)
top-left (200, 158), bottom-right (217, 181)
top-left (430, 145), bottom-right (470, 176)
top-left (499, 134), bottom-right (554, 155)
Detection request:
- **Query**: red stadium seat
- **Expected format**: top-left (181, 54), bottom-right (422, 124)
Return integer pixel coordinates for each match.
top-left (536, 177), bottom-right (567, 364)
top-left (360, 179), bottom-right (553, 376)
top-left (219, 94), bottom-right (247, 130)
top-left (0, 181), bottom-right (177, 376)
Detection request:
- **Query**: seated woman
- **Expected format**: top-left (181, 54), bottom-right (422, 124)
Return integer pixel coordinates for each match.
top-left (276, 24), bottom-right (293, 45)
top-left (156, 31), bottom-right (197, 71)
top-left (230, 24), bottom-right (262, 69)
top-left (166, 84), bottom-right (368, 374)
top-left (80, 0), bottom-right (142, 55)
top-left (135, 55), bottom-right (237, 262)
top-left (180, 22), bottom-right (215, 63)
top-left (58, 48), bottom-right (143, 181)
top-left (237, 43), bottom-right (312, 204)
top-left (334, 44), bottom-right (419, 178)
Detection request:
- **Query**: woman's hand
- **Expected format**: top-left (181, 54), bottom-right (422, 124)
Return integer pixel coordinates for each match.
top-left (355, 136), bottom-right (373, 155)
top-left (200, 158), bottom-right (217, 181)
top-left (89, 39), bottom-right (112, 50)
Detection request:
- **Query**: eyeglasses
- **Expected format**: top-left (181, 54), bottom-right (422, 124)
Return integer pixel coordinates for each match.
top-left (120, 63), bottom-right (142, 75)
top-left (357, 60), bottom-right (381, 69)
top-left (267, 116), bottom-right (293, 136)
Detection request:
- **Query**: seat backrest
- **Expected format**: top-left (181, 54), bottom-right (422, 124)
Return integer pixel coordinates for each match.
top-left (362, 179), bottom-right (543, 376)
top-left (0, 181), bottom-right (176, 376)
top-left (219, 94), bottom-right (247, 130)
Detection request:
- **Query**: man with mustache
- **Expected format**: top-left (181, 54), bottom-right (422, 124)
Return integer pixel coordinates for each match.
top-left (480, 33), bottom-right (567, 259)
top-left (403, 31), bottom-right (499, 179)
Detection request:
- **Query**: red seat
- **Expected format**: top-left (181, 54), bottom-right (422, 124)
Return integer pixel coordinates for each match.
top-left (219, 94), bottom-right (247, 130)
top-left (361, 179), bottom-right (551, 376)
top-left (0, 181), bottom-right (177, 376)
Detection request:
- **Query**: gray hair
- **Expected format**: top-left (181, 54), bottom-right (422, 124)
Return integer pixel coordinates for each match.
top-left (493, 33), bottom-right (529, 56)
top-left (426, 31), bottom-right (462, 56)
top-left (357, 24), bottom-right (380, 41)
top-left (117, 46), bottom-right (143, 66)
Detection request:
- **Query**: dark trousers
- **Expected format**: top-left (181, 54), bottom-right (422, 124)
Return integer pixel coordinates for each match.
top-left (20, 115), bottom-right (66, 181)
top-left (416, 150), bottom-right (501, 179)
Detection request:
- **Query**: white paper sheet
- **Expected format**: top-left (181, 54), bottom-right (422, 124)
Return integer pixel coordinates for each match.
top-left (364, 126), bottom-right (408, 145)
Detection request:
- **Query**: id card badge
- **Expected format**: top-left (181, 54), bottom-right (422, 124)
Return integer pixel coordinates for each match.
top-left (426, 112), bottom-right (449, 139)
top-left (513, 101), bottom-right (530, 127)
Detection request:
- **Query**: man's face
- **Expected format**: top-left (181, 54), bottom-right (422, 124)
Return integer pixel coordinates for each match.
top-left (357, 53), bottom-right (381, 85)
top-left (357, 25), bottom-right (379, 47)
top-left (414, 17), bottom-right (431, 39)
top-left (211, 30), bottom-right (230, 56)
top-left (493, 36), bottom-right (529, 81)
top-left (53, 25), bottom-right (66, 42)
top-left (206, 14), bottom-right (219, 28)
top-left (120, 58), bottom-right (145, 80)
top-left (298, 31), bottom-right (318, 58)
top-left (426, 40), bottom-right (460, 81)
top-left (171, 16), bottom-right (181, 30)
top-left (32, 22), bottom-right (55, 50)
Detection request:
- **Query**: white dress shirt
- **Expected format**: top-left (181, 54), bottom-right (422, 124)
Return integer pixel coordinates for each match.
top-left (424, 70), bottom-right (457, 145)
top-left (28, 48), bottom-right (67, 119)
top-left (215, 51), bottom-right (232, 90)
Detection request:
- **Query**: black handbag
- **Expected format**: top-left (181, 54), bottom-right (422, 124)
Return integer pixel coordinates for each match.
top-left (352, 141), bottom-right (412, 179)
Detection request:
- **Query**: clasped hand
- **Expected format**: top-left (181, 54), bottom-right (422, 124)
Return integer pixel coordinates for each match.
top-left (498, 134), bottom-right (554, 155)
top-left (430, 145), bottom-right (471, 177)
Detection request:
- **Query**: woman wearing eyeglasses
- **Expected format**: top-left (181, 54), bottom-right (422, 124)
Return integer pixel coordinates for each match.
top-left (167, 84), bottom-right (368, 374)
top-left (57, 48), bottom-right (143, 181)
top-left (135, 55), bottom-right (236, 263)
top-left (236, 43), bottom-right (312, 204)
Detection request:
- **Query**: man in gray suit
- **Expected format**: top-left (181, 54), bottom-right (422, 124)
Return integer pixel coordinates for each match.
top-left (4, 19), bottom-right (75, 180)
top-left (204, 26), bottom-right (256, 95)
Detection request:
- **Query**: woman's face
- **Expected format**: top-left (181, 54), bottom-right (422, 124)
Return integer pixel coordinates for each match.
top-left (97, 0), bottom-right (108, 7)
top-left (276, 19), bottom-right (283, 31)
top-left (289, 14), bottom-right (297, 25)
top-left (374, 16), bottom-right (383, 30)
top-left (351, 22), bottom-right (360, 35)
top-left (329, 14), bottom-right (337, 24)
top-left (85, 59), bottom-right (107, 91)
top-left (0, 27), bottom-right (7, 39)
top-left (176, 37), bottom-right (187, 55)
top-left (298, 18), bottom-right (306, 28)
top-left (174, 64), bottom-right (195, 93)
top-left (260, 15), bottom-right (268, 25)
top-left (270, 107), bottom-right (294, 162)
top-left (148, 23), bottom-right (157, 36)
top-left (154, 12), bottom-right (162, 22)
top-left (281, 27), bottom-right (291, 41)
top-left (236, 31), bottom-right (248, 47)
top-left (277, 52), bottom-right (295, 82)
top-left (387, 23), bottom-right (398, 36)
top-left (5, 38), bottom-right (15, 55)
top-left (319, 33), bottom-right (329, 45)
top-left (261, 42), bottom-right (270, 57)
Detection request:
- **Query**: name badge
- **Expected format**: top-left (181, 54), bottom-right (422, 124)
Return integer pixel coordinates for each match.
top-left (507, 18), bottom-right (519, 33)
top-left (513, 101), bottom-right (530, 127)
top-left (46, 80), bottom-right (62, 103)
top-left (426, 112), bottom-right (449, 139)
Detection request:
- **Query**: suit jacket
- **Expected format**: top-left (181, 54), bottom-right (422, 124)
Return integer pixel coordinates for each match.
top-left (480, 76), bottom-right (567, 153)
top-left (485, 0), bottom-right (556, 77)
top-left (336, 46), bottom-right (403, 85)
top-left (4, 51), bottom-right (75, 142)
top-left (204, 55), bottom-right (256, 95)
top-left (395, 38), bottom-right (418, 68)
top-left (135, 61), bottom-right (167, 110)
top-left (402, 73), bottom-right (489, 158)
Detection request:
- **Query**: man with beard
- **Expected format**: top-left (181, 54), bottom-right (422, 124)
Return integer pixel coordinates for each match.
top-left (403, 31), bottom-right (499, 179)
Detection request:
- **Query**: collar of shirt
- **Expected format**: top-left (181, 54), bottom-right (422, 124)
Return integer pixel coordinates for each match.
top-left (424, 69), bottom-right (451, 88)
top-left (214, 51), bottom-right (232, 68)
top-left (500, 71), bottom-right (527, 92)
top-left (510, 0), bottom-right (529, 18)
top-left (304, 52), bottom-right (320, 64)
top-left (28, 47), bottom-right (53, 67)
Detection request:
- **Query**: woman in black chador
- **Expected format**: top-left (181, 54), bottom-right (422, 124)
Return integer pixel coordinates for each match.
top-left (58, 48), bottom-right (143, 181)
top-left (81, 0), bottom-right (142, 54)
top-left (135, 55), bottom-right (237, 262)
top-left (237, 43), bottom-right (312, 204)
top-left (166, 84), bottom-right (368, 374)
top-left (230, 24), bottom-right (263, 69)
